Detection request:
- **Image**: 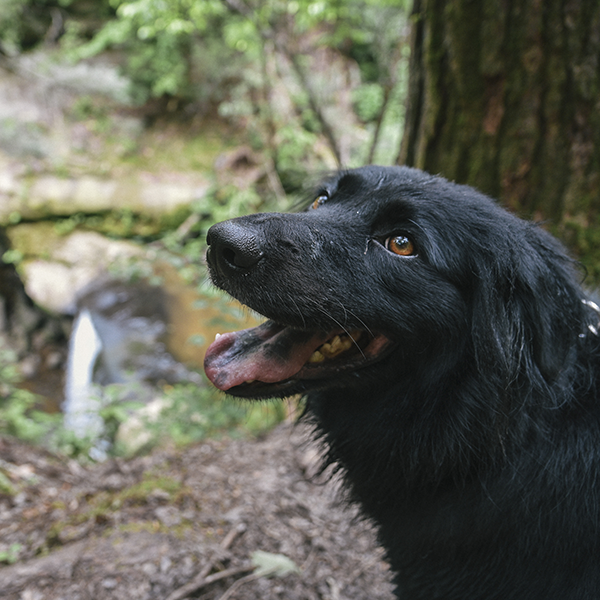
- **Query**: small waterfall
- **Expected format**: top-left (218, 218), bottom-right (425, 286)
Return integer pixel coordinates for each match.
top-left (61, 280), bottom-right (203, 458)
top-left (63, 308), bottom-right (104, 439)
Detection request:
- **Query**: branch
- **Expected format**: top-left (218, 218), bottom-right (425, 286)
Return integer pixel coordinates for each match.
top-left (279, 45), bottom-right (343, 166)
top-left (166, 523), bottom-right (247, 600)
top-left (220, 0), bottom-right (342, 166)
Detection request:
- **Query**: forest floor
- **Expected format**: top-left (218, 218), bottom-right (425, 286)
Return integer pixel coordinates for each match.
top-left (0, 422), bottom-right (395, 600)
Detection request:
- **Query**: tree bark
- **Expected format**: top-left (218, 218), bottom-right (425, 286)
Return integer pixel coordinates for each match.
top-left (399, 0), bottom-right (600, 272)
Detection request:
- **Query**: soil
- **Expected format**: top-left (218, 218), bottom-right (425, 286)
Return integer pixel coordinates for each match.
top-left (0, 423), bottom-right (395, 600)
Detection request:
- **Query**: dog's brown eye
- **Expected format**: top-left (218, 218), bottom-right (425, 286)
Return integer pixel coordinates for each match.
top-left (312, 194), bottom-right (328, 209)
top-left (386, 235), bottom-right (415, 256)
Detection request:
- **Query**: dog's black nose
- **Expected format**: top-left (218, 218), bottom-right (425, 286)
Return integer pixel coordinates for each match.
top-left (206, 220), bottom-right (264, 275)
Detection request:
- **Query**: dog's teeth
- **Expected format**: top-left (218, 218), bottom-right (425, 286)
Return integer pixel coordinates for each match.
top-left (319, 335), bottom-right (354, 359)
top-left (309, 350), bottom-right (325, 363)
top-left (309, 332), bottom-right (361, 365)
top-left (332, 336), bottom-right (342, 352)
top-left (329, 335), bottom-right (351, 354)
top-left (215, 333), bottom-right (222, 340)
top-left (245, 379), bottom-right (255, 384)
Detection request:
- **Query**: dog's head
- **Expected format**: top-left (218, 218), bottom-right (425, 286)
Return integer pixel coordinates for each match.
top-left (204, 166), bottom-right (594, 408)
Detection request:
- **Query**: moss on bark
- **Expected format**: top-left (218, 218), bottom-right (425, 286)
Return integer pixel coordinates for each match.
top-left (400, 0), bottom-right (600, 279)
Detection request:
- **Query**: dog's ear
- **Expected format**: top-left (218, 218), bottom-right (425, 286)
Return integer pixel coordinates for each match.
top-left (470, 225), bottom-right (585, 404)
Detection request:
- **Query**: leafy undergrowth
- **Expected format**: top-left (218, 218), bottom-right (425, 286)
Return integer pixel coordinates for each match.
top-left (0, 340), bottom-right (289, 462)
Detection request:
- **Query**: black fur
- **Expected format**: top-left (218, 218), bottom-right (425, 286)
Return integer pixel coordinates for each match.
top-left (204, 166), bottom-right (600, 599)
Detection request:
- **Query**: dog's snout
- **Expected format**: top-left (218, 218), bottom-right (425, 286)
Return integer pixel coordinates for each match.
top-left (207, 221), bottom-right (264, 275)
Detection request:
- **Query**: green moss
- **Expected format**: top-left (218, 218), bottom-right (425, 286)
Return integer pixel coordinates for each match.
top-left (82, 210), bottom-right (164, 239)
top-left (156, 205), bottom-right (193, 232)
top-left (5, 223), bottom-right (63, 259)
top-left (46, 473), bottom-right (187, 546)
top-left (114, 516), bottom-right (195, 540)
top-left (118, 474), bottom-right (184, 504)
top-left (53, 210), bottom-right (162, 239)
top-left (118, 123), bottom-right (231, 174)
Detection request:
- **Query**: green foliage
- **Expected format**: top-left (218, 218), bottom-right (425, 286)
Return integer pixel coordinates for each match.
top-left (61, 380), bottom-right (289, 458)
top-left (2, 249), bottom-right (24, 265)
top-left (353, 83), bottom-right (385, 123)
top-left (0, 335), bottom-right (286, 460)
top-left (146, 383), bottom-right (287, 447)
top-left (51, 208), bottom-right (177, 240)
top-left (3, 0), bottom-right (411, 180)
top-left (275, 124), bottom-right (322, 179)
top-left (0, 543), bottom-right (23, 565)
top-left (0, 345), bottom-right (60, 444)
top-left (0, 470), bottom-right (15, 495)
top-left (0, 388), bottom-right (53, 442)
top-left (66, 0), bottom-right (228, 104)
top-left (206, 185), bottom-right (266, 223)
top-left (0, 0), bottom-right (32, 55)
top-left (125, 32), bottom-right (190, 103)
top-left (58, 0), bottom-right (409, 167)
top-left (0, 0), bottom-right (113, 55)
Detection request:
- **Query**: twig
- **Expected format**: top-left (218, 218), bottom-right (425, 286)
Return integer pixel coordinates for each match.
top-left (166, 523), bottom-right (247, 600)
top-left (216, 572), bottom-right (259, 600)
top-left (173, 212), bottom-right (201, 242)
top-left (265, 157), bottom-right (286, 203)
top-left (199, 564), bottom-right (254, 587)
top-left (218, 562), bottom-right (292, 600)
top-left (222, 0), bottom-right (342, 166)
top-left (366, 84), bottom-right (392, 164)
top-left (280, 44), bottom-right (343, 166)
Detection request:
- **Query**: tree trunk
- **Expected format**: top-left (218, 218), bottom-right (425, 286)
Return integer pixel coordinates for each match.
top-left (399, 0), bottom-right (600, 275)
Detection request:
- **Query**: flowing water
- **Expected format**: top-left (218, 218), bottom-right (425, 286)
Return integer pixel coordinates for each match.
top-left (60, 262), bottom-right (258, 441)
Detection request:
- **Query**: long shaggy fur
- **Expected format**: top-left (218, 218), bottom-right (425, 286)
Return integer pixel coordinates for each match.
top-left (205, 166), bottom-right (600, 599)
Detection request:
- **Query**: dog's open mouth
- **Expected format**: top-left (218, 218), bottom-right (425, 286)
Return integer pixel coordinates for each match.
top-left (204, 320), bottom-right (394, 397)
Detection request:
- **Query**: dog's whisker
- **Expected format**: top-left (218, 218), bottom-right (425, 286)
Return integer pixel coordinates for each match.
top-left (312, 304), bottom-right (367, 359)
top-left (289, 296), bottom-right (307, 329)
top-left (340, 306), bottom-right (375, 338)
top-left (317, 296), bottom-right (375, 340)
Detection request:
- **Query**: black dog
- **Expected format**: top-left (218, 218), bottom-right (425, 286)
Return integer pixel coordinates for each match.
top-left (204, 166), bottom-right (600, 599)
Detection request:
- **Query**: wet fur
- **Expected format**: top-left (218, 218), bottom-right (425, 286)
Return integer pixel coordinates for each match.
top-left (208, 166), bottom-right (600, 599)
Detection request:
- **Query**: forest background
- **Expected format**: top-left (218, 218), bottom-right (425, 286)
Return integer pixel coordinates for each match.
top-left (0, 0), bottom-right (599, 462)
top-left (0, 0), bottom-right (414, 455)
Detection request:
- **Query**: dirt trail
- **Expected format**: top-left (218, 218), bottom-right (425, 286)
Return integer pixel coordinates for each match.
top-left (0, 423), bottom-right (394, 599)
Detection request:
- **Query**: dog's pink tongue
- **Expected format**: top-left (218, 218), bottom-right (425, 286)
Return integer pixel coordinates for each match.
top-left (204, 320), bottom-right (328, 391)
